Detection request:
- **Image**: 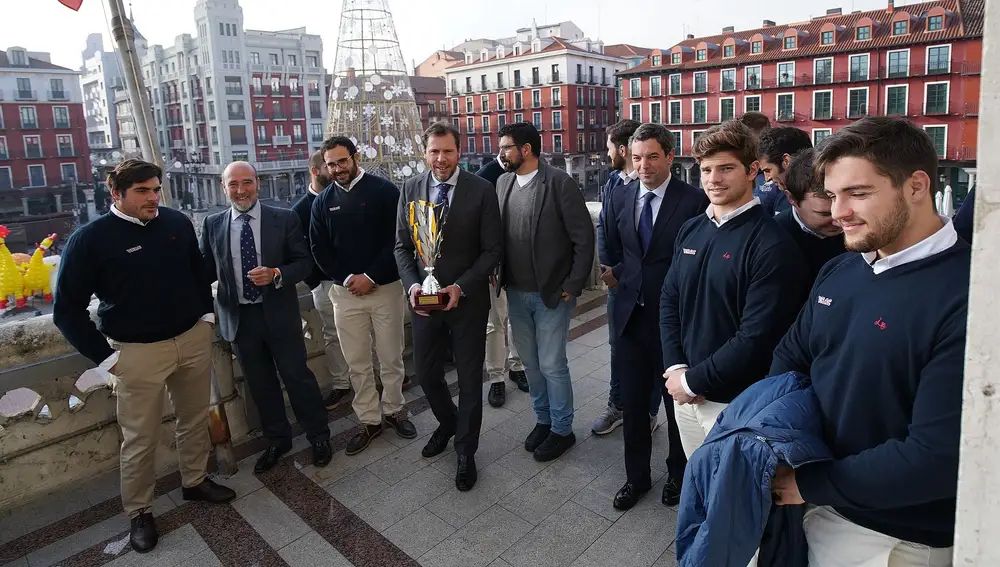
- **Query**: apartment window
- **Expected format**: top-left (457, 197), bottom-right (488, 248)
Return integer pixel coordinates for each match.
top-left (28, 164), bottom-right (46, 187)
top-left (577, 133), bottom-right (585, 151)
top-left (552, 87), bottom-right (562, 105)
top-left (16, 78), bottom-right (32, 99)
top-left (577, 110), bottom-right (585, 127)
top-left (250, 52), bottom-right (260, 64)
top-left (514, 92), bottom-right (522, 109)
top-left (452, 117), bottom-right (460, 129)
top-left (306, 55), bottom-right (318, 67)
top-left (696, 49), bottom-right (707, 61)
top-left (928, 15), bottom-right (944, 31)
top-left (652, 55), bottom-right (662, 66)
top-left (0, 167), bottom-right (11, 190)
top-left (20, 106), bottom-right (37, 128)
top-left (272, 100), bottom-right (284, 118)
top-left (777, 94), bottom-right (794, 121)
top-left (514, 70), bottom-right (522, 87)
top-left (924, 125), bottom-right (947, 157)
top-left (50, 78), bottom-right (65, 97)
top-left (466, 116), bottom-right (475, 133)
top-left (590, 133), bottom-right (597, 151)
top-left (814, 59), bottom-right (833, 84)
top-left (481, 95), bottom-right (490, 112)
top-left (553, 110), bottom-right (562, 129)
top-left (53, 106), bottom-right (70, 128)
top-left (551, 64), bottom-right (561, 82)
top-left (532, 112), bottom-right (542, 130)
top-left (886, 85), bottom-right (908, 116)
top-left (576, 87), bottom-right (583, 105)
top-left (630, 103), bottom-right (641, 122)
top-left (813, 129), bottom-right (832, 146)
top-left (650, 76), bottom-right (662, 97)
top-left (925, 82), bottom-right (949, 114)
top-left (671, 52), bottom-right (681, 65)
top-left (723, 45), bottom-right (735, 58)
top-left (813, 91), bottom-right (833, 119)
top-left (745, 66), bottom-right (761, 89)
top-left (531, 67), bottom-right (540, 85)
top-left (693, 100), bottom-right (707, 123)
top-left (745, 95), bottom-right (761, 113)
top-left (650, 102), bottom-right (662, 124)
top-left (602, 89), bottom-right (608, 106)
top-left (232, 150), bottom-right (249, 161)
top-left (497, 114), bottom-right (507, 130)
top-left (256, 125), bottom-right (267, 141)
top-left (482, 116), bottom-right (490, 132)
top-left (670, 131), bottom-right (682, 155)
top-left (630, 78), bottom-right (641, 98)
top-left (751, 41), bottom-right (762, 54)
top-left (497, 94), bottom-right (506, 111)
top-left (821, 30), bottom-right (834, 45)
top-left (669, 74), bottom-right (681, 95)
top-left (848, 88), bottom-right (869, 118)
top-left (225, 77), bottom-right (243, 95)
top-left (720, 98), bottom-right (735, 121)
top-left (927, 45), bottom-right (951, 75)
top-left (310, 100), bottom-right (322, 118)
top-left (465, 77), bottom-right (472, 93)
top-left (482, 136), bottom-right (492, 154)
top-left (0, 138), bottom-right (6, 159)
top-left (553, 134), bottom-right (563, 153)
top-left (602, 109), bottom-right (608, 125)
top-left (514, 112), bottom-right (523, 122)
top-left (310, 123), bottom-right (323, 142)
top-left (270, 53), bottom-right (279, 65)
top-left (288, 54), bottom-right (297, 66)
top-left (893, 21), bottom-right (907, 36)
top-left (669, 100), bottom-right (681, 124)
top-left (208, 101), bottom-right (216, 120)
top-left (887, 50), bottom-right (909, 78)
top-left (24, 135), bottom-right (42, 158)
top-left (784, 36), bottom-right (796, 50)
top-left (228, 101), bottom-right (246, 120)
top-left (778, 62), bottom-right (795, 87)
top-left (212, 126), bottom-right (219, 144)
top-left (451, 98), bottom-right (459, 114)
top-left (219, 22), bottom-right (225, 35)
top-left (694, 71), bottom-right (708, 94)
top-left (532, 90), bottom-right (541, 108)
top-left (721, 69), bottom-right (736, 92)
top-left (849, 54), bottom-right (869, 81)
top-left (856, 26), bottom-right (871, 40)
top-left (467, 137), bottom-right (475, 153)
top-left (466, 96), bottom-right (473, 113)
top-left (589, 110), bottom-right (596, 126)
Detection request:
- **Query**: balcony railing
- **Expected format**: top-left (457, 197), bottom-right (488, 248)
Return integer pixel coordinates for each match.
top-left (273, 112), bottom-right (287, 120)
top-left (530, 76), bottom-right (542, 86)
top-left (15, 90), bottom-right (37, 101)
top-left (254, 112), bottom-right (267, 121)
top-left (550, 74), bottom-right (562, 84)
top-left (258, 136), bottom-right (272, 145)
top-left (813, 107), bottom-right (834, 121)
top-left (776, 109), bottom-right (797, 122)
top-left (965, 103), bottom-right (979, 117)
top-left (196, 113), bottom-right (206, 123)
top-left (924, 101), bottom-right (952, 116)
top-left (228, 112), bottom-right (246, 120)
top-left (272, 86), bottom-right (287, 97)
top-left (57, 146), bottom-right (74, 157)
top-left (846, 105), bottom-right (868, 119)
top-left (48, 90), bottom-right (69, 101)
top-left (25, 146), bottom-right (42, 158)
top-left (293, 135), bottom-right (305, 144)
top-left (54, 120), bottom-right (71, 129)
top-left (288, 87), bottom-right (303, 96)
top-left (192, 88), bottom-right (203, 98)
top-left (311, 133), bottom-right (324, 142)
top-left (232, 137), bottom-right (249, 145)
top-left (21, 120), bottom-right (39, 129)
top-left (171, 140), bottom-right (185, 148)
top-left (225, 87), bottom-right (244, 95)
top-left (291, 112), bottom-right (305, 120)
top-left (308, 88), bottom-right (321, 96)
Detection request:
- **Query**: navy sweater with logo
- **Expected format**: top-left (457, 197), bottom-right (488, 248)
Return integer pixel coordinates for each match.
top-left (53, 207), bottom-right (214, 365)
top-left (770, 243), bottom-right (971, 547)
top-left (659, 205), bottom-right (808, 403)
top-left (291, 190), bottom-right (325, 290)
top-left (308, 173), bottom-right (401, 285)
top-left (773, 209), bottom-right (847, 286)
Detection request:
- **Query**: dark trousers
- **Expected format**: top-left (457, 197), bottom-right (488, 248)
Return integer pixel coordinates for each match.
top-left (617, 302), bottom-right (687, 487)
top-left (607, 290), bottom-right (663, 414)
top-left (412, 300), bottom-right (489, 457)
top-left (233, 303), bottom-right (330, 445)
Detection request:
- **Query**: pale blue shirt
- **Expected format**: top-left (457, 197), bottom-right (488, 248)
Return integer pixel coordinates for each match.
top-left (635, 175), bottom-right (671, 227)
top-left (230, 201), bottom-right (264, 304)
top-left (428, 167), bottom-right (460, 205)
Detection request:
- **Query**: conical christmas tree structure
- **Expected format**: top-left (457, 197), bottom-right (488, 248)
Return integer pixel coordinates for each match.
top-left (326, 0), bottom-right (427, 185)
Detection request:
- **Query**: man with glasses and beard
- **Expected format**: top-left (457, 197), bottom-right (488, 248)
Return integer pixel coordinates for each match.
top-left (200, 162), bottom-right (332, 473)
top-left (310, 137), bottom-right (416, 457)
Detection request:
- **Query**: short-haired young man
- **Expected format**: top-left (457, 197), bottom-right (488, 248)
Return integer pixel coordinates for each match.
top-left (660, 121), bottom-right (807, 460)
top-left (773, 148), bottom-right (846, 283)
top-left (770, 117), bottom-right (970, 567)
top-left (739, 112), bottom-right (771, 192)
top-left (54, 160), bottom-right (235, 553)
top-left (756, 126), bottom-right (812, 216)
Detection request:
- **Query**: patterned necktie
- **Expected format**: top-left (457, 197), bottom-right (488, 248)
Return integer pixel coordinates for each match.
top-left (435, 182), bottom-right (450, 212)
top-left (639, 191), bottom-right (655, 253)
top-left (239, 213), bottom-right (261, 302)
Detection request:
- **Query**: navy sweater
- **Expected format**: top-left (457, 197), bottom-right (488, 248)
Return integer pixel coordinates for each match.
top-left (659, 205), bottom-right (808, 403)
top-left (770, 243), bottom-right (971, 548)
top-left (773, 209), bottom-right (846, 286)
top-left (291, 190), bottom-right (325, 290)
top-left (309, 173), bottom-right (401, 285)
top-left (53, 207), bottom-right (214, 365)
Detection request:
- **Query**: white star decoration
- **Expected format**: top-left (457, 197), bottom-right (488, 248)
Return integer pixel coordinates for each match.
top-left (380, 114), bottom-right (394, 127)
top-left (363, 104), bottom-right (376, 118)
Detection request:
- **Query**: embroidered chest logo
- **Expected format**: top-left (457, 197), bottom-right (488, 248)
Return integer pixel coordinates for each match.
top-left (874, 317), bottom-right (887, 330)
top-left (722, 252), bottom-right (731, 260)
top-left (329, 206), bottom-right (341, 211)
top-left (817, 296), bottom-right (833, 306)
top-left (683, 248), bottom-right (697, 255)
top-left (126, 245), bottom-right (142, 254)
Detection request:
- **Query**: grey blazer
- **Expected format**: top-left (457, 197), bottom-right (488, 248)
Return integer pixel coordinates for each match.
top-left (497, 161), bottom-right (596, 309)
top-left (394, 169), bottom-right (502, 309)
top-left (199, 203), bottom-right (312, 342)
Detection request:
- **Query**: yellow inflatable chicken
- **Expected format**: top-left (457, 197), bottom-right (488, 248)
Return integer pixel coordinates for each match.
top-left (0, 226), bottom-right (26, 310)
top-left (23, 233), bottom-right (57, 303)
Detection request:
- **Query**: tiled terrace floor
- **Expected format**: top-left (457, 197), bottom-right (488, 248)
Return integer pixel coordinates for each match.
top-left (0, 291), bottom-right (681, 567)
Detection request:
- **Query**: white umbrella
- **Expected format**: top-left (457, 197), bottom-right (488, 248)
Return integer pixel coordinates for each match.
top-left (942, 185), bottom-right (954, 217)
top-left (935, 191), bottom-right (944, 213)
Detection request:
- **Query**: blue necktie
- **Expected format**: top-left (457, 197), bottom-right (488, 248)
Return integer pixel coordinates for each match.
top-left (639, 191), bottom-right (655, 253)
top-left (239, 213), bottom-right (261, 302)
top-left (435, 182), bottom-right (450, 212)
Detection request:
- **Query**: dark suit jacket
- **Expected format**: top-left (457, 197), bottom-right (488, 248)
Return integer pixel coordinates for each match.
top-left (475, 159), bottom-right (505, 187)
top-left (200, 203), bottom-right (312, 342)
top-left (596, 171), bottom-right (627, 266)
top-left (394, 169), bottom-right (502, 309)
top-left (497, 162), bottom-right (596, 309)
top-left (600, 177), bottom-right (708, 336)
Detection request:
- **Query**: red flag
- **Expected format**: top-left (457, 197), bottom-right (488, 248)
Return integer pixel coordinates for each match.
top-left (59, 0), bottom-right (83, 10)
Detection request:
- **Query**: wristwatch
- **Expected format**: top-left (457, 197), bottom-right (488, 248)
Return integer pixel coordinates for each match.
top-left (272, 268), bottom-right (282, 286)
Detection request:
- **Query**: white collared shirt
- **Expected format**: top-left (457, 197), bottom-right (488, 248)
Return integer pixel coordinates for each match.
top-left (230, 201), bottom-right (265, 304)
top-left (428, 167), bottom-right (460, 205)
top-left (706, 197), bottom-right (761, 228)
top-left (863, 216), bottom-right (958, 275)
top-left (308, 182), bottom-right (324, 197)
top-left (337, 168), bottom-right (367, 192)
top-left (635, 175), bottom-right (671, 227)
top-left (792, 207), bottom-right (828, 239)
top-left (110, 203), bottom-right (156, 226)
top-left (619, 169), bottom-right (639, 183)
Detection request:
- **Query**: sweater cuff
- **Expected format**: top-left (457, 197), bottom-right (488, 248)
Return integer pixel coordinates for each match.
top-left (795, 461), bottom-right (837, 506)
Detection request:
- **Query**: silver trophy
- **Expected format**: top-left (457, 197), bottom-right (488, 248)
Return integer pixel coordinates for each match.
top-left (407, 200), bottom-right (448, 311)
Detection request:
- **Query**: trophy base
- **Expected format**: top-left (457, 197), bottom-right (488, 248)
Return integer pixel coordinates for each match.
top-left (414, 292), bottom-right (449, 312)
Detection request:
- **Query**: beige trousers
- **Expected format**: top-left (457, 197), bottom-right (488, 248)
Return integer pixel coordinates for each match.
top-left (111, 320), bottom-right (213, 518)
top-left (674, 399), bottom-right (728, 458)
top-left (329, 280), bottom-right (406, 425)
top-left (804, 506), bottom-right (952, 567)
top-left (311, 281), bottom-right (351, 390)
top-left (486, 284), bottom-right (524, 384)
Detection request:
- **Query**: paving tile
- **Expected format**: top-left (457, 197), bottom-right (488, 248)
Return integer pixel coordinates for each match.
top-left (1, 556), bottom-right (27, 567)
top-left (231, 487), bottom-right (310, 550)
top-left (493, 443), bottom-right (554, 482)
top-left (0, 486), bottom-right (93, 545)
top-left (558, 432), bottom-right (626, 477)
top-left (479, 406), bottom-right (519, 433)
top-left (418, 505), bottom-right (531, 567)
top-left (410, 406), bottom-right (446, 436)
top-left (323, 467), bottom-right (391, 509)
top-left (168, 454), bottom-right (265, 507)
top-left (176, 548), bottom-right (223, 567)
top-left (102, 524), bottom-right (207, 567)
top-left (353, 466), bottom-right (452, 532)
top-left (492, 387), bottom-right (533, 414)
top-left (579, 343), bottom-right (612, 365)
top-left (571, 460), bottom-right (665, 523)
top-left (568, 357), bottom-right (607, 384)
top-left (572, 376), bottom-right (610, 410)
top-left (430, 429), bottom-right (520, 477)
top-left (383, 507), bottom-right (456, 559)
top-left (572, 326), bottom-right (609, 348)
top-left (277, 530), bottom-right (352, 567)
top-left (501, 501), bottom-right (612, 567)
top-left (499, 462), bottom-right (596, 525)
top-left (424, 462), bottom-right (525, 529)
top-left (486, 559), bottom-right (514, 567)
top-left (565, 341), bottom-right (593, 361)
top-left (365, 437), bottom-right (433, 485)
top-left (80, 468), bottom-right (123, 507)
top-left (652, 543), bottom-right (679, 567)
top-left (299, 436), bottom-right (398, 486)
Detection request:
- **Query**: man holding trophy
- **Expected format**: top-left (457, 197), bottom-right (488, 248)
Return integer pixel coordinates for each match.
top-left (395, 122), bottom-right (502, 491)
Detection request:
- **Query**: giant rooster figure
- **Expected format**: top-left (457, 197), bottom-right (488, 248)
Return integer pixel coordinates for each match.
top-left (0, 226), bottom-right (26, 309)
top-left (23, 233), bottom-right (57, 303)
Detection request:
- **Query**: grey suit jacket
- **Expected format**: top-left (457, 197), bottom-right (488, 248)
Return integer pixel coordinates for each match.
top-left (199, 203), bottom-right (312, 342)
top-left (497, 161), bottom-right (596, 309)
top-left (394, 169), bottom-right (502, 310)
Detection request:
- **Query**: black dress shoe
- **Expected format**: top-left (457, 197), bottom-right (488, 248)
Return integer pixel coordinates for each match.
top-left (509, 370), bottom-right (529, 392)
top-left (613, 481), bottom-right (651, 511)
top-left (345, 424), bottom-right (383, 456)
top-left (254, 443), bottom-right (292, 473)
top-left (402, 375), bottom-right (415, 391)
top-left (488, 382), bottom-right (506, 408)
top-left (533, 431), bottom-right (576, 462)
top-left (421, 427), bottom-right (455, 458)
top-left (455, 455), bottom-right (478, 491)
top-left (661, 477), bottom-right (682, 506)
top-left (524, 423), bottom-right (552, 453)
top-left (383, 412), bottom-right (418, 439)
top-left (129, 512), bottom-right (158, 553)
top-left (182, 478), bottom-right (236, 504)
top-left (323, 388), bottom-right (352, 410)
top-left (312, 441), bottom-right (333, 467)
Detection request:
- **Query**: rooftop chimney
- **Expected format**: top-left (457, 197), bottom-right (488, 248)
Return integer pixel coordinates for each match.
top-left (762, 19), bottom-right (776, 27)
top-left (826, 8), bottom-right (842, 15)
top-left (887, 0), bottom-right (895, 12)
top-left (722, 25), bottom-right (735, 33)
top-left (686, 33), bottom-right (695, 39)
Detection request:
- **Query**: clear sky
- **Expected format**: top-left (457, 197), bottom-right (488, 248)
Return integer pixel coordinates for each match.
top-left (4, 0), bottom-right (893, 71)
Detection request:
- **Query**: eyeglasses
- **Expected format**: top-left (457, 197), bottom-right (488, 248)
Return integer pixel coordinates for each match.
top-left (326, 156), bottom-right (354, 170)
top-left (498, 145), bottom-right (519, 153)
